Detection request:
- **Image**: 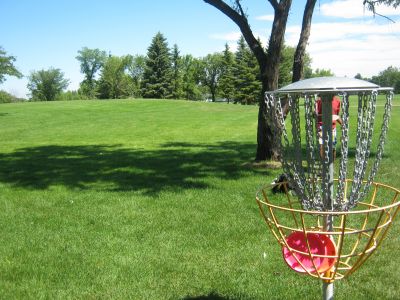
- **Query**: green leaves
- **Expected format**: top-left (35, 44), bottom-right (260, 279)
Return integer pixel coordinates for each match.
top-left (371, 66), bottom-right (400, 93)
top-left (27, 68), bottom-right (69, 101)
top-left (97, 55), bottom-right (133, 99)
top-left (0, 46), bottom-right (23, 84)
top-left (76, 47), bottom-right (107, 98)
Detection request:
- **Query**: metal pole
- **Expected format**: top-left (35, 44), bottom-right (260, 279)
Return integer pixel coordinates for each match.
top-left (321, 94), bottom-right (334, 300)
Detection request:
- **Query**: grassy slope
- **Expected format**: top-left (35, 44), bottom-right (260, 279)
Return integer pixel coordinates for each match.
top-left (0, 99), bottom-right (398, 299)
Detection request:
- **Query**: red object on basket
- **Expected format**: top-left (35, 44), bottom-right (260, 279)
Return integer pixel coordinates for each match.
top-left (282, 231), bottom-right (337, 273)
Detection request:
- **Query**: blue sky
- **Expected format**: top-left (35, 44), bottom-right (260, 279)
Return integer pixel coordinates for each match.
top-left (1, 0), bottom-right (399, 98)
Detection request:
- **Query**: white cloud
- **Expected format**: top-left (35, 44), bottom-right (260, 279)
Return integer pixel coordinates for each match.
top-left (210, 12), bottom-right (400, 78)
top-left (209, 32), bottom-right (242, 41)
top-left (286, 20), bottom-right (400, 45)
top-left (255, 14), bottom-right (274, 21)
top-left (320, 0), bottom-right (399, 19)
top-left (286, 19), bottom-right (400, 77)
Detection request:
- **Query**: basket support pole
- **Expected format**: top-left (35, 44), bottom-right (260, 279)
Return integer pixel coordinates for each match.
top-left (321, 94), bottom-right (335, 300)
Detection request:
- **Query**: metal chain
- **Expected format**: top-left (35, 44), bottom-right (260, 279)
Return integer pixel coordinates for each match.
top-left (335, 93), bottom-right (350, 210)
top-left (266, 93), bottom-right (311, 209)
top-left (355, 90), bottom-right (393, 205)
top-left (264, 89), bottom-right (392, 212)
top-left (349, 93), bottom-right (369, 206)
top-left (304, 94), bottom-right (322, 210)
top-left (321, 97), bottom-right (333, 211)
top-left (349, 91), bottom-right (377, 207)
top-left (290, 96), bottom-right (308, 195)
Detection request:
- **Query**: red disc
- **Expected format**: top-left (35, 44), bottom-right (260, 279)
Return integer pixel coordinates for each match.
top-left (282, 231), bottom-right (337, 273)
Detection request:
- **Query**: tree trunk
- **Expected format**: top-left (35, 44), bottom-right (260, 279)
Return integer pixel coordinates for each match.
top-left (292, 0), bottom-right (317, 82)
top-left (255, 1), bottom-right (292, 161)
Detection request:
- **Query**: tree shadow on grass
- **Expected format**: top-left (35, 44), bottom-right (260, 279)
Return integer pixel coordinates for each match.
top-left (0, 141), bottom-right (268, 195)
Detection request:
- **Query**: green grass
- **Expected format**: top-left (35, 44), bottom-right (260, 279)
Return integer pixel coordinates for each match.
top-left (0, 98), bottom-right (399, 299)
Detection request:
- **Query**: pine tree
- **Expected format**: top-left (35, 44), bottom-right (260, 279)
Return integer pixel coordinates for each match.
top-left (171, 44), bottom-right (184, 99)
top-left (219, 43), bottom-right (235, 103)
top-left (142, 32), bottom-right (173, 99)
top-left (233, 36), bottom-right (261, 105)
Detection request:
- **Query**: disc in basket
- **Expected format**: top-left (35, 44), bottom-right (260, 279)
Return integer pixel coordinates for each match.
top-left (282, 232), bottom-right (337, 274)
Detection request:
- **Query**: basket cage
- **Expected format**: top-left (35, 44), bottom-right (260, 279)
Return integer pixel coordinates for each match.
top-left (258, 80), bottom-right (399, 282)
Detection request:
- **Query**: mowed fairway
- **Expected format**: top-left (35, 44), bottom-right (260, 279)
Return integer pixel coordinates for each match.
top-left (0, 99), bottom-right (399, 299)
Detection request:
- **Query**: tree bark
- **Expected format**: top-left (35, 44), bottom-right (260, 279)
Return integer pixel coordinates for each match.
top-left (292, 0), bottom-right (317, 82)
top-left (256, 1), bottom-right (292, 161)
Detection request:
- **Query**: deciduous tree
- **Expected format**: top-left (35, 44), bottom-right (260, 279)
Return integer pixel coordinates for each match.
top-left (198, 53), bottom-right (224, 102)
top-left (307, 68), bottom-right (334, 78)
top-left (371, 66), bottom-right (400, 93)
top-left (128, 55), bottom-right (146, 98)
top-left (97, 55), bottom-right (133, 99)
top-left (76, 47), bottom-right (107, 98)
top-left (364, 0), bottom-right (400, 20)
top-left (181, 54), bottom-right (202, 100)
top-left (27, 68), bottom-right (69, 101)
top-left (0, 46), bottom-right (23, 84)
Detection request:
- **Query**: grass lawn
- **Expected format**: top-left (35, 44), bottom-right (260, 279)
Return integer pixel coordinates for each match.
top-left (0, 98), bottom-right (399, 299)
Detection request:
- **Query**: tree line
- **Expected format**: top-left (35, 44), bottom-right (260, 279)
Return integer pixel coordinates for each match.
top-left (0, 32), bottom-right (399, 105)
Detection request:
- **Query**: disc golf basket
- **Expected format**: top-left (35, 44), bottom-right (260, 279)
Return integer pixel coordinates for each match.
top-left (255, 77), bottom-right (400, 299)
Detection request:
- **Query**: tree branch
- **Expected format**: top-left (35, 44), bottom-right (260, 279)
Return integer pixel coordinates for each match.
top-left (203, 0), bottom-right (267, 67)
top-left (268, 0), bottom-right (279, 10)
top-left (292, 0), bottom-right (317, 82)
top-left (363, 0), bottom-right (399, 23)
top-left (235, 0), bottom-right (246, 17)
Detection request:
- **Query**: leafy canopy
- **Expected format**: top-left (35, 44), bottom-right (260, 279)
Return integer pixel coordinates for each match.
top-left (27, 68), bottom-right (69, 101)
top-left (0, 46), bottom-right (23, 84)
top-left (97, 55), bottom-right (133, 99)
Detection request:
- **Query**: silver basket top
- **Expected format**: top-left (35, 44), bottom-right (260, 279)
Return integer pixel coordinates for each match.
top-left (269, 76), bottom-right (393, 95)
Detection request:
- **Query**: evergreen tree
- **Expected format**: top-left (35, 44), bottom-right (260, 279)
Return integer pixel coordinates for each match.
top-left (142, 32), bottom-right (173, 99)
top-left (233, 37), bottom-right (261, 105)
top-left (219, 43), bottom-right (235, 103)
top-left (171, 44), bottom-right (184, 99)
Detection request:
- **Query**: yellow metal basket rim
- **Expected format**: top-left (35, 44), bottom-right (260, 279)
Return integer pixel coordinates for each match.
top-left (256, 180), bottom-right (400, 215)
